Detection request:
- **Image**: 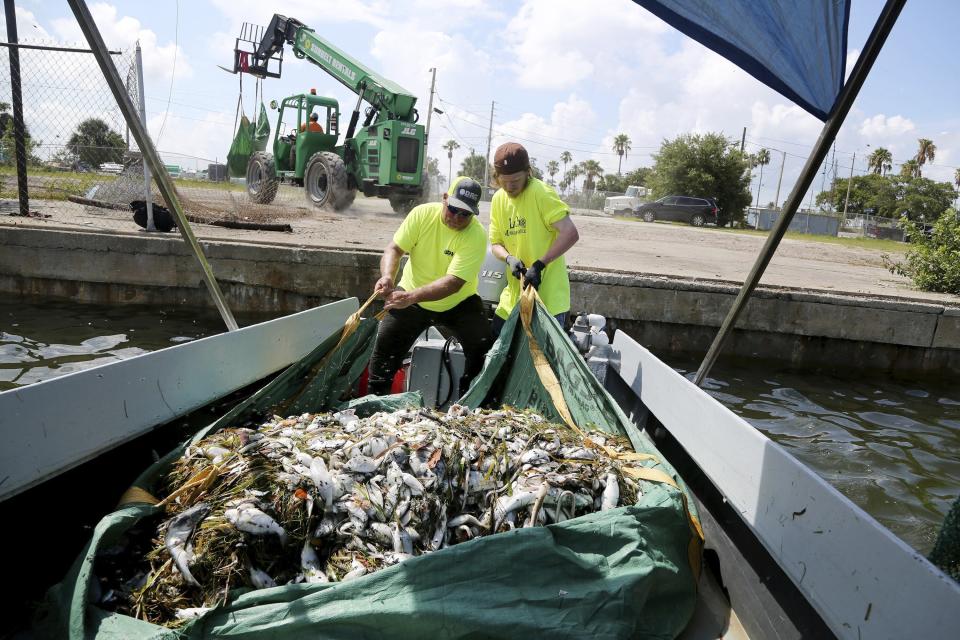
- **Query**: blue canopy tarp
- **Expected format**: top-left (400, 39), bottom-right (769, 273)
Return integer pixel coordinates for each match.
top-left (632, 0), bottom-right (851, 120)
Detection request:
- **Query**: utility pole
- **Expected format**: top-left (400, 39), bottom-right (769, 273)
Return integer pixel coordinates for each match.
top-left (5, 0), bottom-right (29, 216)
top-left (773, 150), bottom-right (786, 209)
top-left (482, 100), bottom-right (495, 193)
top-left (842, 152), bottom-right (855, 219)
top-left (740, 127), bottom-right (746, 154)
top-left (424, 67), bottom-right (437, 143)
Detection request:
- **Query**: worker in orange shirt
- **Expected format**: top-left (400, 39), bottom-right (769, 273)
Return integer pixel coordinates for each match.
top-left (300, 112), bottom-right (324, 133)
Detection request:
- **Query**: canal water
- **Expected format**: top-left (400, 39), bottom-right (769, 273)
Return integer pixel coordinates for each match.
top-left (2, 296), bottom-right (958, 555)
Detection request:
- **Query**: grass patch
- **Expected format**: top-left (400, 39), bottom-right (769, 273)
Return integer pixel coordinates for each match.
top-left (0, 167), bottom-right (246, 201)
top-left (613, 215), bottom-right (907, 252)
top-left (714, 227), bottom-right (907, 252)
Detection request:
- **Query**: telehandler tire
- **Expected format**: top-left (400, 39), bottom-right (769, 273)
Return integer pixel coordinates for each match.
top-left (388, 169), bottom-right (431, 215)
top-left (304, 151), bottom-right (356, 211)
top-left (246, 152), bottom-right (279, 204)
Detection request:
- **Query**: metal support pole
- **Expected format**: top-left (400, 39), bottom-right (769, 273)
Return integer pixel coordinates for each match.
top-left (774, 150), bottom-right (786, 209)
top-left (67, 0), bottom-right (238, 331)
top-left (4, 0), bottom-right (29, 216)
top-left (482, 101), bottom-right (494, 192)
top-left (134, 42), bottom-right (155, 232)
top-left (694, 0), bottom-right (906, 386)
top-left (842, 152), bottom-right (855, 219)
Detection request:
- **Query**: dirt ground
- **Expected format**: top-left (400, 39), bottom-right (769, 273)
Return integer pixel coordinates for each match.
top-left (3, 190), bottom-right (957, 304)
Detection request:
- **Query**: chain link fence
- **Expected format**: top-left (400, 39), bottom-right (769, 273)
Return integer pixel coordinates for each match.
top-left (840, 213), bottom-right (906, 241)
top-left (0, 38), bottom-right (343, 229)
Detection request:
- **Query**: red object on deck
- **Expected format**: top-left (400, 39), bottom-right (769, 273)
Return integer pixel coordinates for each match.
top-left (357, 366), bottom-right (369, 397)
top-left (390, 365), bottom-right (407, 394)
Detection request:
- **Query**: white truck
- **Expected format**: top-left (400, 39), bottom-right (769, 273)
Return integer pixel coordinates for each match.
top-left (603, 185), bottom-right (649, 215)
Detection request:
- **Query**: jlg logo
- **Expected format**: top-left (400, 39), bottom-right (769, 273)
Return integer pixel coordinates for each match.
top-left (400, 126), bottom-right (416, 135)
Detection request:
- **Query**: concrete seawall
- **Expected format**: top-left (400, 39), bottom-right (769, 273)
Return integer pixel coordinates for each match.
top-left (2, 225), bottom-right (957, 374)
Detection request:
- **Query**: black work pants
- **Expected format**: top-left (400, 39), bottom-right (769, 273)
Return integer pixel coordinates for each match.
top-left (368, 294), bottom-right (492, 396)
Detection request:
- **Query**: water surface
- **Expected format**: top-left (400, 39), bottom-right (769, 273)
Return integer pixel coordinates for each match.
top-left (673, 361), bottom-right (960, 555)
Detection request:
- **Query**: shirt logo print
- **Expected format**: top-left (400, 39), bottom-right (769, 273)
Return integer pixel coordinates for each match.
top-left (443, 249), bottom-right (454, 256)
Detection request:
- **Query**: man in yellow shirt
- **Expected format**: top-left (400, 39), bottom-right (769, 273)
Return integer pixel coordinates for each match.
top-left (488, 142), bottom-right (580, 335)
top-left (369, 177), bottom-right (490, 395)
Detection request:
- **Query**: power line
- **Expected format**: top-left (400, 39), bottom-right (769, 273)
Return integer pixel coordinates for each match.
top-left (154, 0), bottom-right (179, 145)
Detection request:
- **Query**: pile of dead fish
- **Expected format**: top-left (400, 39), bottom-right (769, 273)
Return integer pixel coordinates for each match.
top-left (104, 405), bottom-right (647, 626)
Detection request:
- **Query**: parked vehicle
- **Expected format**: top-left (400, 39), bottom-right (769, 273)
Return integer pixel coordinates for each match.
top-left (603, 185), bottom-right (649, 215)
top-left (634, 195), bottom-right (718, 226)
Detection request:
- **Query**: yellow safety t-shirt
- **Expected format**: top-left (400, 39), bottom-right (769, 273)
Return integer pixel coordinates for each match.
top-left (489, 178), bottom-right (570, 319)
top-left (394, 203), bottom-right (487, 312)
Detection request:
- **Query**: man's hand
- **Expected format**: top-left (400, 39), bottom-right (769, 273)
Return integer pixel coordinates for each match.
top-left (505, 255), bottom-right (526, 279)
top-left (374, 276), bottom-right (395, 298)
top-left (383, 289), bottom-right (416, 310)
top-left (523, 260), bottom-right (546, 290)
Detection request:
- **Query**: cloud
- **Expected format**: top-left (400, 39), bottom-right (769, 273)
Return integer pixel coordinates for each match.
top-left (208, 0), bottom-right (392, 31)
top-left (49, 3), bottom-right (193, 86)
top-left (858, 114), bottom-right (916, 138)
top-left (503, 0), bottom-right (666, 90)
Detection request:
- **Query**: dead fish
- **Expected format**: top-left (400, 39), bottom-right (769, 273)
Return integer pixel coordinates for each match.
top-left (301, 541), bottom-right (328, 583)
top-left (249, 565), bottom-right (277, 589)
top-left (175, 606), bottom-right (212, 620)
top-left (204, 446), bottom-right (230, 464)
top-left (447, 513), bottom-right (488, 529)
top-left (164, 503), bottom-right (211, 587)
top-left (344, 455), bottom-right (378, 474)
top-left (342, 557), bottom-right (367, 581)
top-left (309, 458), bottom-right (335, 509)
top-left (601, 472), bottom-right (619, 511)
top-left (401, 472), bottom-right (425, 496)
top-left (225, 501), bottom-right (288, 545)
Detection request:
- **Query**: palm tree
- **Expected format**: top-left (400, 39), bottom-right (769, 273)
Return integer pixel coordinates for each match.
top-left (867, 147), bottom-right (893, 176)
top-left (565, 166), bottom-right (582, 194)
top-left (954, 168), bottom-right (960, 207)
top-left (914, 138), bottom-right (936, 177)
top-left (753, 148), bottom-right (771, 208)
top-left (900, 159), bottom-right (920, 179)
top-left (581, 159), bottom-right (604, 192)
top-left (442, 140), bottom-right (460, 188)
top-left (560, 151), bottom-right (572, 188)
top-left (546, 160), bottom-right (559, 185)
top-left (612, 134), bottom-right (631, 175)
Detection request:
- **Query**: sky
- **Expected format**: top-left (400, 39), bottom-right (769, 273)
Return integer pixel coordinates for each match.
top-left (3, 0), bottom-right (959, 208)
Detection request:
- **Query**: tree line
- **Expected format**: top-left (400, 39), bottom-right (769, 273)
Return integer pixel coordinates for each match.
top-left (441, 132), bottom-right (960, 228)
top-left (0, 103), bottom-right (127, 171)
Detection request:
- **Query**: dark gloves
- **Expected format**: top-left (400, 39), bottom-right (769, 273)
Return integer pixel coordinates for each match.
top-left (505, 255), bottom-right (526, 279)
top-left (523, 260), bottom-right (546, 290)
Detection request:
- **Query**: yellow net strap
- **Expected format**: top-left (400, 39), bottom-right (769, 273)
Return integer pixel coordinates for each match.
top-left (277, 292), bottom-right (380, 412)
top-left (518, 286), bottom-right (704, 580)
top-left (117, 486), bottom-right (160, 508)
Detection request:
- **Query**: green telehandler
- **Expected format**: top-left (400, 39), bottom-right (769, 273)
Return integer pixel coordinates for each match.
top-left (233, 16), bottom-right (428, 214)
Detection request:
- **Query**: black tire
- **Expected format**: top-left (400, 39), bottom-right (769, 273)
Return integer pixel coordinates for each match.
top-left (388, 169), bottom-right (430, 215)
top-left (388, 193), bottom-right (418, 215)
top-left (690, 212), bottom-right (706, 227)
top-left (246, 152), bottom-right (279, 204)
top-left (304, 151), bottom-right (355, 211)
top-left (642, 210), bottom-right (655, 223)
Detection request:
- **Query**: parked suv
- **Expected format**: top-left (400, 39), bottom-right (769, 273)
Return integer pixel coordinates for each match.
top-left (633, 195), bottom-right (718, 226)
